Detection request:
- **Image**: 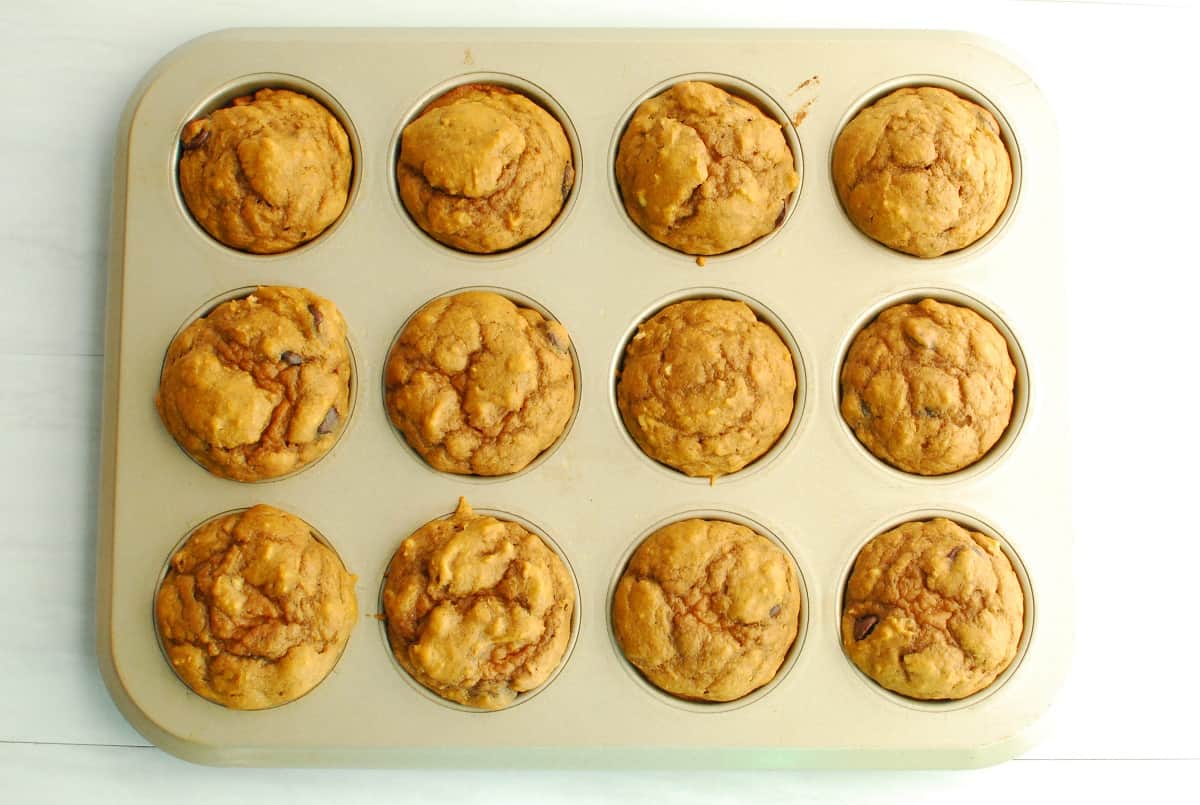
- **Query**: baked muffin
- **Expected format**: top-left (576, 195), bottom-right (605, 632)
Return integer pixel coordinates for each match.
top-left (839, 298), bottom-right (1015, 475)
top-left (178, 88), bottom-right (352, 254)
top-left (385, 291), bottom-right (575, 476)
top-left (397, 84), bottom-right (574, 253)
top-left (832, 86), bottom-right (1012, 258)
top-left (615, 81), bottom-right (798, 255)
top-left (154, 504), bottom-right (357, 709)
top-left (617, 298), bottom-right (795, 478)
top-left (382, 498), bottom-right (575, 709)
top-left (156, 286), bottom-right (352, 482)
top-left (842, 518), bottom-right (1024, 700)
top-left (612, 518), bottom-right (800, 702)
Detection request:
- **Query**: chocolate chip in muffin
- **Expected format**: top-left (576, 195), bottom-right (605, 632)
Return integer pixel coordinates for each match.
top-left (841, 518), bottom-right (1024, 700)
top-left (178, 88), bottom-right (352, 254)
top-left (155, 286), bottom-right (351, 481)
top-left (839, 298), bottom-right (1016, 476)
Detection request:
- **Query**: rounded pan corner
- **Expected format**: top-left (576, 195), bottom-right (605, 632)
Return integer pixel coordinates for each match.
top-left (93, 638), bottom-right (223, 766)
top-left (113, 29), bottom-right (244, 141)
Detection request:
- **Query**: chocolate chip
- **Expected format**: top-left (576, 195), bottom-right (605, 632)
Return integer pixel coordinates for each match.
top-left (769, 604), bottom-right (781, 618)
top-left (561, 164), bottom-right (574, 201)
top-left (859, 399), bottom-right (872, 418)
top-left (923, 406), bottom-right (939, 417)
top-left (544, 322), bottom-right (570, 352)
top-left (853, 614), bottom-right (879, 641)
top-left (308, 303), bottom-right (324, 329)
top-left (181, 120), bottom-right (210, 151)
top-left (317, 408), bottom-right (339, 435)
top-left (280, 351), bottom-right (304, 366)
top-left (947, 546), bottom-right (963, 560)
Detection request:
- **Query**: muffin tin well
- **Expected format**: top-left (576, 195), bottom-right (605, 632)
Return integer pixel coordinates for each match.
top-left (98, 28), bottom-right (1069, 768)
top-left (608, 72), bottom-right (805, 262)
top-left (171, 72), bottom-right (364, 258)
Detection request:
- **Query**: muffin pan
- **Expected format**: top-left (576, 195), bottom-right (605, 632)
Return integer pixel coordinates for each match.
top-left (98, 28), bottom-right (1069, 768)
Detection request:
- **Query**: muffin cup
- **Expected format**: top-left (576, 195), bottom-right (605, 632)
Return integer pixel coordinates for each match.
top-left (609, 72), bottom-right (804, 263)
top-left (389, 72), bottom-right (583, 262)
top-left (606, 508), bottom-right (809, 713)
top-left (829, 75), bottom-right (1022, 262)
top-left (172, 73), bottom-right (362, 258)
top-left (834, 507), bottom-right (1035, 712)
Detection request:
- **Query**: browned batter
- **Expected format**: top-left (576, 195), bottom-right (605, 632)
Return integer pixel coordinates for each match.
top-left (397, 84), bottom-right (574, 253)
top-left (617, 299), bottom-right (795, 478)
top-left (154, 504), bottom-right (357, 710)
top-left (832, 86), bottom-right (1012, 258)
top-left (384, 291), bottom-right (575, 476)
top-left (615, 81), bottom-right (798, 255)
top-left (156, 286), bottom-right (352, 482)
top-left (612, 518), bottom-right (800, 702)
top-left (840, 298), bottom-right (1015, 476)
top-left (382, 498), bottom-right (575, 709)
top-left (842, 518), bottom-right (1024, 700)
top-left (179, 88), bottom-right (352, 254)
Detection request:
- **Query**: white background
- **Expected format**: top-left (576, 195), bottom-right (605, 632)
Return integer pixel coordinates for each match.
top-left (2, 0), bottom-right (1198, 801)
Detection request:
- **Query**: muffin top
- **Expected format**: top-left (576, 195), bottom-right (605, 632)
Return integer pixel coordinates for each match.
top-left (156, 286), bottom-right (351, 482)
top-left (615, 81), bottom-right (798, 255)
top-left (842, 518), bottom-right (1024, 700)
top-left (154, 504), bottom-right (357, 710)
top-left (178, 88), bottom-right (352, 254)
top-left (617, 298), bottom-right (795, 478)
top-left (839, 298), bottom-right (1015, 476)
top-left (832, 86), bottom-right (1012, 258)
top-left (397, 84), bottom-right (574, 253)
top-left (384, 291), bottom-right (575, 476)
top-left (612, 518), bottom-right (801, 702)
top-left (382, 498), bottom-right (575, 709)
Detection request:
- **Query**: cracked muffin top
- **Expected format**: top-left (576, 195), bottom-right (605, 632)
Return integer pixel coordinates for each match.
top-left (178, 88), bottom-right (352, 254)
top-left (397, 83), bottom-right (575, 253)
top-left (612, 518), bottom-right (801, 702)
top-left (154, 504), bottom-right (357, 710)
top-left (382, 497), bottom-right (575, 710)
top-left (155, 286), bottom-right (352, 482)
top-left (842, 518), bottom-right (1024, 700)
top-left (615, 81), bottom-right (799, 256)
top-left (384, 290), bottom-right (575, 476)
top-left (616, 298), bottom-right (795, 479)
top-left (839, 298), bottom-right (1016, 476)
top-left (832, 86), bottom-right (1012, 258)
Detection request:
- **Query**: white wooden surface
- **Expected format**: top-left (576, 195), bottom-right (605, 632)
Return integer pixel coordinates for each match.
top-left (2, 0), bottom-right (1198, 800)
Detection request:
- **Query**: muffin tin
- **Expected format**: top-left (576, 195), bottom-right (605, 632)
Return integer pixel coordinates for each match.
top-left (97, 28), bottom-right (1070, 768)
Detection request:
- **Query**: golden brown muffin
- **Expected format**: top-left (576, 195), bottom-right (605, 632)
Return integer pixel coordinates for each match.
top-left (384, 291), bottom-right (575, 476)
top-left (156, 286), bottom-right (352, 482)
top-left (832, 86), bottom-right (1012, 258)
top-left (397, 84), bottom-right (574, 253)
top-left (154, 504), bottom-right (357, 709)
top-left (842, 518), bottom-right (1024, 700)
top-left (612, 519), bottom-right (801, 702)
top-left (178, 88), bottom-right (352, 254)
top-left (840, 298), bottom-right (1015, 476)
top-left (617, 299), bottom-right (795, 478)
top-left (382, 498), bottom-right (575, 709)
top-left (615, 81), bottom-right (798, 255)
